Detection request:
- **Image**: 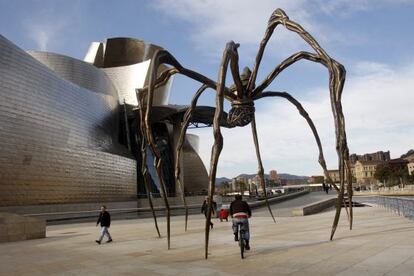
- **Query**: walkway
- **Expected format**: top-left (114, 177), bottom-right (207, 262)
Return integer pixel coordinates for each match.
top-left (254, 191), bottom-right (336, 217)
top-left (1, 205), bottom-right (413, 275)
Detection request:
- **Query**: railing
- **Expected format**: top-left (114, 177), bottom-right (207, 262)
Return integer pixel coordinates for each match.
top-left (358, 196), bottom-right (414, 220)
top-left (136, 191), bottom-right (208, 198)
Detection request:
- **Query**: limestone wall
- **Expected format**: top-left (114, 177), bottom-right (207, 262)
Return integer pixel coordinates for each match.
top-left (0, 213), bottom-right (45, 243)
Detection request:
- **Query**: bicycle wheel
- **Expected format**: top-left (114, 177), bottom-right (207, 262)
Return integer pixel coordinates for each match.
top-left (239, 230), bottom-right (245, 259)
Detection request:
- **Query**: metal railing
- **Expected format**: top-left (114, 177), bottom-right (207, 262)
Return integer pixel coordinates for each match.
top-left (137, 191), bottom-right (208, 198)
top-left (358, 196), bottom-right (414, 220)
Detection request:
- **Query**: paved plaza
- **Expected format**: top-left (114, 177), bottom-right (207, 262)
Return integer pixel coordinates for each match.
top-left (1, 204), bottom-right (414, 275)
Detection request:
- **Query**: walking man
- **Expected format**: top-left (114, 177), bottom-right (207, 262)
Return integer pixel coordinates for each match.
top-left (201, 196), bottom-right (217, 229)
top-left (96, 205), bottom-right (112, 244)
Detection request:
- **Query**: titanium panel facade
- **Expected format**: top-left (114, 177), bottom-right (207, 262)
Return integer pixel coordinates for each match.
top-left (0, 35), bottom-right (210, 208)
top-left (84, 37), bottom-right (173, 106)
top-left (0, 35), bottom-right (137, 206)
top-left (102, 60), bottom-right (151, 105)
top-left (28, 51), bottom-right (118, 97)
top-left (182, 135), bottom-right (209, 193)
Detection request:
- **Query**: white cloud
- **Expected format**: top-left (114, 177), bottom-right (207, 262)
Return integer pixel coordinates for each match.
top-left (189, 60), bottom-right (414, 178)
top-left (22, 1), bottom-right (85, 52)
top-left (314, 0), bottom-right (413, 16)
top-left (152, 0), bottom-right (412, 61)
top-left (25, 22), bottom-right (67, 51)
top-left (152, 0), bottom-right (319, 60)
top-left (343, 62), bottom-right (414, 151)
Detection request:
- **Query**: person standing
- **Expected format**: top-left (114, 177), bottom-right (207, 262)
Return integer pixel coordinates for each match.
top-left (219, 207), bottom-right (229, 222)
top-left (230, 194), bottom-right (252, 250)
top-left (96, 205), bottom-right (112, 244)
top-left (201, 196), bottom-right (217, 229)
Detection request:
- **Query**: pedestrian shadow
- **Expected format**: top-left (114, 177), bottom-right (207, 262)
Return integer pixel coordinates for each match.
top-left (43, 232), bottom-right (91, 242)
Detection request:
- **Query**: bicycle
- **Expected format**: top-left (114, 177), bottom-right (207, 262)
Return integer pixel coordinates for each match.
top-left (236, 222), bottom-right (247, 259)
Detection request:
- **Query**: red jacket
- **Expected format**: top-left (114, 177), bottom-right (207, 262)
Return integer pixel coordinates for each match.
top-left (219, 209), bottom-right (229, 219)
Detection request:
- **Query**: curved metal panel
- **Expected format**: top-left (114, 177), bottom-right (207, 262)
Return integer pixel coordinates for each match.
top-left (182, 135), bottom-right (209, 193)
top-left (185, 134), bottom-right (200, 153)
top-left (84, 37), bottom-right (173, 106)
top-left (0, 35), bottom-right (136, 206)
top-left (83, 42), bottom-right (105, 67)
top-left (28, 51), bottom-right (118, 98)
top-left (103, 60), bottom-right (150, 105)
top-left (102, 37), bottom-right (163, 67)
top-left (103, 61), bottom-right (172, 106)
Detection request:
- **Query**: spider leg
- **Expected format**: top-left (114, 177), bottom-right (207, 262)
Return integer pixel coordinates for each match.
top-left (141, 50), bottom-right (236, 101)
top-left (252, 51), bottom-right (351, 223)
top-left (253, 51), bottom-right (323, 96)
top-left (141, 90), bottom-right (172, 249)
top-left (136, 90), bottom-right (161, 238)
top-left (205, 42), bottom-right (239, 259)
top-left (284, 12), bottom-right (353, 235)
top-left (256, 88), bottom-right (348, 240)
top-left (256, 61), bottom-right (348, 240)
top-left (175, 85), bottom-right (210, 231)
top-left (249, 9), bottom-right (352, 239)
top-left (254, 91), bottom-right (351, 224)
top-left (173, 44), bottom-right (244, 230)
top-left (143, 49), bottom-right (234, 249)
top-left (250, 115), bottom-right (276, 222)
top-left (228, 44), bottom-right (244, 98)
top-left (246, 9), bottom-right (290, 92)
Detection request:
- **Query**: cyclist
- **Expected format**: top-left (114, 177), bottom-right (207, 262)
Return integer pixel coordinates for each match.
top-left (229, 194), bottom-right (252, 250)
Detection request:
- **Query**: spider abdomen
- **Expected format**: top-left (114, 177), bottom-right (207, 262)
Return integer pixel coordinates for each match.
top-left (227, 103), bottom-right (255, 127)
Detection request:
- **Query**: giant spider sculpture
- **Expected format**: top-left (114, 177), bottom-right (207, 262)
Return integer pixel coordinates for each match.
top-left (136, 8), bottom-right (353, 259)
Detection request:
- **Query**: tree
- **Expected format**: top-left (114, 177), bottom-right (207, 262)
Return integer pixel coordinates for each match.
top-left (217, 181), bottom-right (231, 195)
top-left (375, 161), bottom-right (410, 187)
top-left (408, 173), bottom-right (414, 184)
top-left (235, 180), bottom-right (247, 194)
top-left (374, 163), bottom-right (392, 187)
top-left (391, 164), bottom-right (409, 187)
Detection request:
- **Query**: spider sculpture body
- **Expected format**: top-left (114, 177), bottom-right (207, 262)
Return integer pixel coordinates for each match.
top-left (137, 8), bottom-right (353, 259)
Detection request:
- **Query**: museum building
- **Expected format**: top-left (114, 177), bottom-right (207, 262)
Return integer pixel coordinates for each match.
top-left (0, 35), bottom-right (211, 207)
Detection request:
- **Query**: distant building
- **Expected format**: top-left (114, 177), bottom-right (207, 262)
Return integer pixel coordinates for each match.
top-left (231, 176), bottom-right (248, 192)
top-left (309, 175), bottom-right (324, 184)
top-left (349, 151), bottom-right (390, 164)
top-left (326, 170), bottom-right (341, 183)
top-left (231, 178), bottom-right (237, 191)
top-left (251, 175), bottom-right (261, 190)
top-left (269, 170), bottom-right (279, 181)
top-left (401, 149), bottom-right (414, 161)
top-left (354, 160), bottom-right (383, 186)
top-left (253, 174), bottom-right (261, 183)
top-left (325, 167), bottom-right (353, 184)
top-left (401, 150), bottom-right (414, 175)
top-left (236, 176), bottom-right (248, 184)
top-left (388, 158), bottom-right (409, 173)
top-left (325, 149), bottom-right (413, 188)
top-left (408, 162), bottom-right (414, 176)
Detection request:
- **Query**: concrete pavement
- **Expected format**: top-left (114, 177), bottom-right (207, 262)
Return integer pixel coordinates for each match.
top-left (0, 205), bottom-right (413, 275)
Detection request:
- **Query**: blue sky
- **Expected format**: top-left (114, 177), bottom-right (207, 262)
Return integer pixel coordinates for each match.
top-left (1, 0), bottom-right (413, 178)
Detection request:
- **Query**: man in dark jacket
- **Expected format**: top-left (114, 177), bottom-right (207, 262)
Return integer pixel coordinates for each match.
top-left (201, 196), bottom-right (217, 229)
top-left (230, 194), bottom-right (252, 250)
top-left (96, 205), bottom-right (112, 244)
